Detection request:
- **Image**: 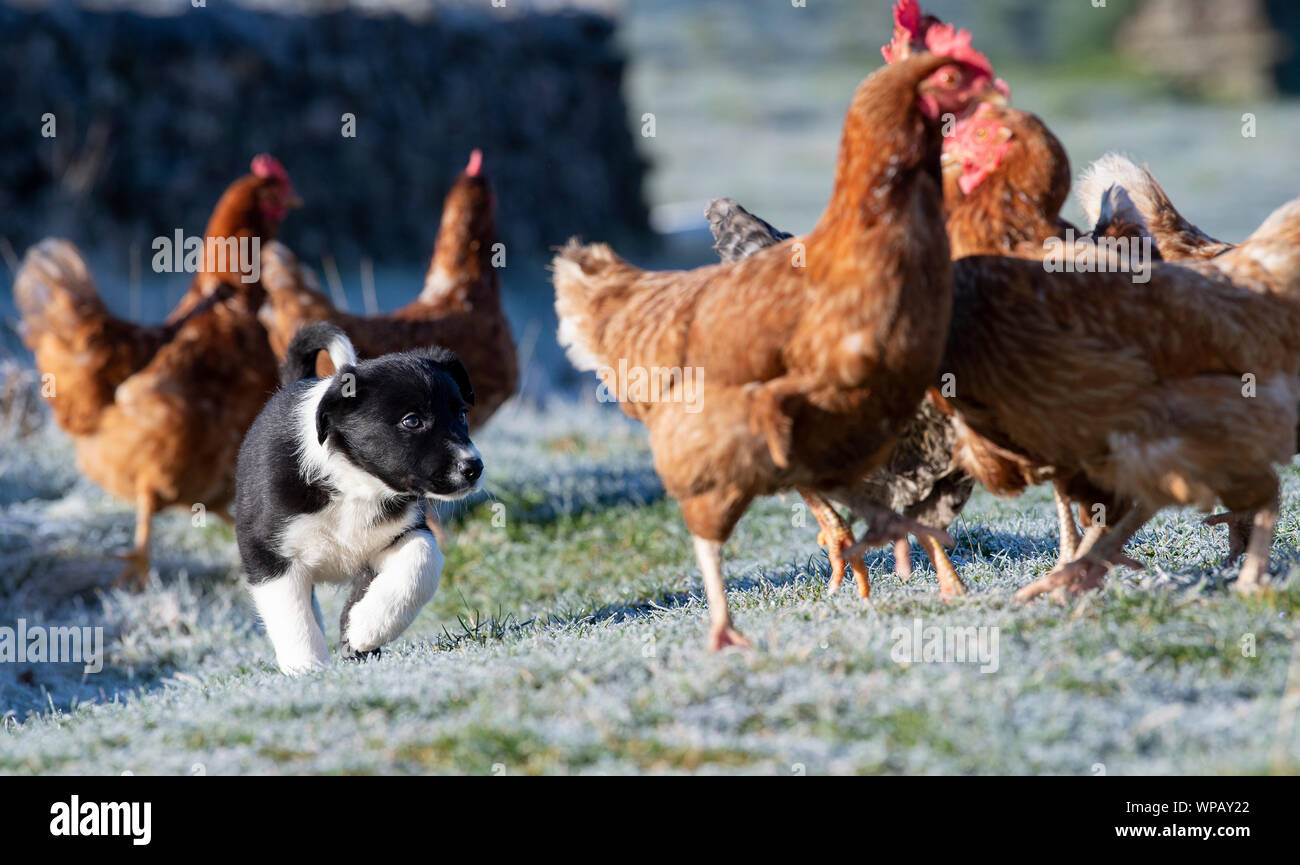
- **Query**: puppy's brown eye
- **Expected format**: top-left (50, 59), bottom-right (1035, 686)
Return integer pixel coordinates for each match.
top-left (400, 414), bottom-right (422, 430)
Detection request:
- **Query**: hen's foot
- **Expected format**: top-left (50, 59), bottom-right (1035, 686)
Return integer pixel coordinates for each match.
top-left (1013, 551), bottom-right (1143, 603)
top-left (845, 515), bottom-right (953, 561)
top-left (708, 622), bottom-right (752, 652)
top-left (801, 490), bottom-right (868, 596)
top-left (1013, 557), bottom-right (1108, 603)
top-left (113, 550), bottom-right (150, 592)
top-left (921, 534), bottom-right (966, 601)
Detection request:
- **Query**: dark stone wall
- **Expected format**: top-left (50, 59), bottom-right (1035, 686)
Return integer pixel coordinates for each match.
top-left (0, 2), bottom-right (649, 263)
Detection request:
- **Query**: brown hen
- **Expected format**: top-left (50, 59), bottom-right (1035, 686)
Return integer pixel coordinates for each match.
top-left (554, 46), bottom-right (1006, 649)
top-left (943, 198), bottom-right (1300, 599)
top-left (14, 157), bottom-right (296, 588)
top-left (706, 96), bottom-right (1102, 596)
top-left (258, 151), bottom-right (517, 430)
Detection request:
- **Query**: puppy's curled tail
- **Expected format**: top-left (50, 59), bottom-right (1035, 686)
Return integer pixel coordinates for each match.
top-left (281, 322), bottom-right (357, 386)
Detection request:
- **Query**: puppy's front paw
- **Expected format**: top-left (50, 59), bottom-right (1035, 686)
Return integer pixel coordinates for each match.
top-left (339, 640), bottom-right (382, 663)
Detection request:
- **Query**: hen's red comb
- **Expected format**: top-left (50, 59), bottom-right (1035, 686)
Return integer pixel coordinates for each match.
top-left (894, 0), bottom-right (922, 35)
top-left (881, 0), bottom-right (930, 64)
top-left (251, 153), bottom-right (289, 182)
top-left (465, 149), bottom-right (483, 178)
top-left (924, 23), bottom-right (994, 79)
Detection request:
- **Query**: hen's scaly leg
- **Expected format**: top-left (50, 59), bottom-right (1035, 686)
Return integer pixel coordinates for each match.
top-left (799, 489), bottom-right (868, 595)
top-left (1053, 481), bottom-right (1081, 566)
top-left (694, 537), bottom-right (751, 651)
top-left (1072, 522), bottom-right (1107, 560)
top-left (920, 534), bottom-right (966, 600)
top-left (1236, 500), bottom-right (1277, 594)
top-left (1014, 504), bottom-right (1150, 603)
top-left (115, 488), bottom-right (156, 592)
top-left (894, 538), bottom-right (914, 581)
top-left (1205, 510), bottom-right (1254, 564)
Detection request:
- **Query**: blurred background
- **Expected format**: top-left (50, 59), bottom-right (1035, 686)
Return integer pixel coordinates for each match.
top-left (2, 0), bottom-right (1299, 394)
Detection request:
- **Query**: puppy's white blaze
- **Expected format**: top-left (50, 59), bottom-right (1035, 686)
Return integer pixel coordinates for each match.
top-left (250, 572), bottom-right (331, 674)
top-left (343, 532), bottom-right (443, 652)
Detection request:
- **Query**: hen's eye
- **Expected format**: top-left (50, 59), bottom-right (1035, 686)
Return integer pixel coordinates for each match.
top-left (401, 414), bottom-right (422, 430)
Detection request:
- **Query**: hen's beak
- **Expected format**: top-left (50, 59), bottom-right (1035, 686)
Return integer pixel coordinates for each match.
top-left (285, 191), bottom-right (304, 210)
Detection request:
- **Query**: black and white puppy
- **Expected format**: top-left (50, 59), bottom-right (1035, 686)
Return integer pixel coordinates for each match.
top-left (235, 322), bottom-right (483, 674)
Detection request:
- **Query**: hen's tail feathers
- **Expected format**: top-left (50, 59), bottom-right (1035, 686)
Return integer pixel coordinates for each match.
top-left (705, 198), bottom-right (792, 263)
top-left (13, 239), bottom-right (125, 435)
top-left (281, 321), bottom-right (357, 386)
top-left (1077, 153), bottom-right (1231, 260)
top-left (552, 238), bottom-right (626, 373)
top-left (13, 239), bottom-right (106, 350)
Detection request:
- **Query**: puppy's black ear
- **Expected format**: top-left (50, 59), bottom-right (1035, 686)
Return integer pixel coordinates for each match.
top-left (315, 364), bottom-right (357, 444)
top-left (424, 351), bottom-right (475, 406)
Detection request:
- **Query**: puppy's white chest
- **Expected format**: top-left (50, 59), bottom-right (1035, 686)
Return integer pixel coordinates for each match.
top-left (280, 495), bottom-right (415, 583)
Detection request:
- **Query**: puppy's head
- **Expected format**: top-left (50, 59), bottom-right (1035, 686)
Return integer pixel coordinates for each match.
top-left (314, 348), bottom-right (483, 500)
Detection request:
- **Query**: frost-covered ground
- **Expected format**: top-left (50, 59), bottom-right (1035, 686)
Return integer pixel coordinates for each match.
top-left (3, 0), bottom-right (1300, 776)
top-left (1, 376), bottom-right (1298, 775)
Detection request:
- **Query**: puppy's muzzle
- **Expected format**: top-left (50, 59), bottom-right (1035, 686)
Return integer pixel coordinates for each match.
top-left (425, 447), bottom-right (484, 501)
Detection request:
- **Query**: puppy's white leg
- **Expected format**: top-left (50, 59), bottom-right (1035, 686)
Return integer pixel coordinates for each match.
top-left (342, 530), bottom-right (443, 653)
top-left (249, 572), bottom-right (330, 675)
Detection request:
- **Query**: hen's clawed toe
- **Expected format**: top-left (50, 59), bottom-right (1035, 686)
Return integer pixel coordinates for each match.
top-left (1013, 552), bottom-right (1138, 604)
top-left (113, 550), bottom-right (150, 592)
top-left (708, 623), bottom-right (753, 651)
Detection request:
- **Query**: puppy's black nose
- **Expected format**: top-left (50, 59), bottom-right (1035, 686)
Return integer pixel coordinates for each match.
top-left (460, 457), bottom-right (483, 483)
